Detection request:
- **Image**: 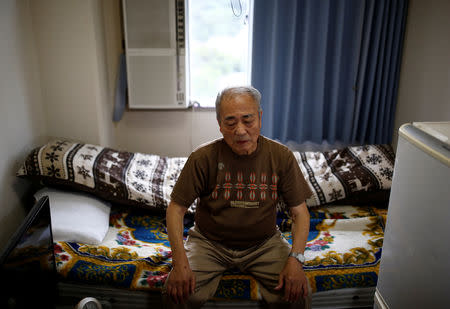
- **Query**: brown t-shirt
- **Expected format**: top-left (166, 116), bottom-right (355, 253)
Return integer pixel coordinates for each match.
top-left (170, 136), bottom-right (312, 249)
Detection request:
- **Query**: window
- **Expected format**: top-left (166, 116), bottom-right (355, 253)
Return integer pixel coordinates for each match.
top-left (187, 0), bottom-right (252, 107)
top-left (122, 0), bottom-right (185, 109)
top-left (122, 0), bottom-right (251, 109)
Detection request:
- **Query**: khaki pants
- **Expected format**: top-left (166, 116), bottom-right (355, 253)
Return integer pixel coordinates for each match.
top-left (163, 226), bottom-right (311, 308)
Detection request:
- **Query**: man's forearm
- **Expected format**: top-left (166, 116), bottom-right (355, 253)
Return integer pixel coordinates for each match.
top-left (290, 202), bottom-right (310, 254)
top-left (165, 201), bottom-right (196, 303)
top-left (166, 201), bottom-right (189, 266)
top-left (276, 202), bottom-right (310, 301)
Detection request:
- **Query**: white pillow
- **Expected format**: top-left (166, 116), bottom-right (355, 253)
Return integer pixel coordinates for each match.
top-left (34, 187), bottom-right (111, 245)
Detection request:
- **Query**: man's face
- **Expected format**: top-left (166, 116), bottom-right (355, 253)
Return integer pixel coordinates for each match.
top-left (218, 94), bottom-right (262, 156)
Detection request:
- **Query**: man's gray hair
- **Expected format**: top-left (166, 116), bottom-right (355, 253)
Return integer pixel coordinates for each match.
top-left (215, 86), bottom-right (262, 122)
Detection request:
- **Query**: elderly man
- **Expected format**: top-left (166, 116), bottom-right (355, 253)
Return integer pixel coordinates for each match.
top-left (164, 86), bottom-right (312, 308)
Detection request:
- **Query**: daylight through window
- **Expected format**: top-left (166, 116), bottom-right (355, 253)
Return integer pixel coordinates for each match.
top-left (187, 0), bottom-right (252, 107)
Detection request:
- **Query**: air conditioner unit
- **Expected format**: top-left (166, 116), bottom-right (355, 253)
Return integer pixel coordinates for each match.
top-left (122, 0), bottom-right (188, 109)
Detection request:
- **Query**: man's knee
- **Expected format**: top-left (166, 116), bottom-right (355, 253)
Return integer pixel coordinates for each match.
top-left (163, 271), bottom-right (222, 308)
top-left (259, 277), bottom-right (312, 309)
top-left (187, 291), bottom-right (210, 308)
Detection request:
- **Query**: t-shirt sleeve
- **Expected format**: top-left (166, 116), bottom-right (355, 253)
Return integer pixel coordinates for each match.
top-left (170, 150), bottom-right (208, 208)
top-left (279, 150), bottom-right (313, 207)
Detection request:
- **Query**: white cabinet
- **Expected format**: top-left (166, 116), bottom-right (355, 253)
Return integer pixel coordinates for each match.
top-left (375, 122), bottom-right (450, 308)
top-left (122, 0), bottom-right (188, 109)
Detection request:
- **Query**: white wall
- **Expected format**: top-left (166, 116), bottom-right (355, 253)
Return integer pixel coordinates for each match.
top-left (30, 0), bottom-right (114, 147)
top-left (393, 0), bottom-right (450, 147)
top-left (114, 108), bottom-right (221, 156)
top-left (0, 0), bottom-right (48, 247)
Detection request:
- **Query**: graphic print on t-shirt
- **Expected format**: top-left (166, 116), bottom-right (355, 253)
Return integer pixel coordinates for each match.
top-left (211, 169), bottom-right (279, 208)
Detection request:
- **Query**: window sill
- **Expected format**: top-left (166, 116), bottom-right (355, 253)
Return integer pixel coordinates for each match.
top-left (190, 102), bottom-right (216, 111)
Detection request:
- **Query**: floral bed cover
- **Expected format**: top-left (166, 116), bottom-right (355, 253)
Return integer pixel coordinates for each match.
top-left (54, 204), bottom-right (387, 300)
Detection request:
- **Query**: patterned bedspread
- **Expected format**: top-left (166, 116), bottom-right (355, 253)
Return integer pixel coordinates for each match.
top-left (54, 204), bottom-right (387, 300)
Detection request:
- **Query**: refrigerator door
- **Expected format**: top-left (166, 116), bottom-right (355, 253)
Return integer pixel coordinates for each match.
top-left (375, 122), bottom-right (450, 309)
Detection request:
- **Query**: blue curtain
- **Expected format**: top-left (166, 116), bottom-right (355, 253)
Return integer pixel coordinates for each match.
top-left (251, 0), bottom-right (408, 145)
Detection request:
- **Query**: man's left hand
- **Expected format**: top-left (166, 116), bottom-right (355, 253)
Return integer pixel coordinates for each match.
top-left (274, 257), bottom-right (308, 303)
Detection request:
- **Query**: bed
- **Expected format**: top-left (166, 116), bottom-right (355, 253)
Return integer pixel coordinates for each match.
top-left (17, 139), bottom-right (394, 308)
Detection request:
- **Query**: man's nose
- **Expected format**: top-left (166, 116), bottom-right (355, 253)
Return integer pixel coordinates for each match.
top-left (235, 122), bottom-right (246, 135)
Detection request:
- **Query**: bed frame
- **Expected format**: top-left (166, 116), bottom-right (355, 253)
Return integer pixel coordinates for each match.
top-left (57, 282), bottom-right (375, 309)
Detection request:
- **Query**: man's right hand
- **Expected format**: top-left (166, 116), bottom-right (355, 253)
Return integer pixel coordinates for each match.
top-left (166, 263), bottom-right (196, 304)
top-left (166, 201), bottom-right (195, 304)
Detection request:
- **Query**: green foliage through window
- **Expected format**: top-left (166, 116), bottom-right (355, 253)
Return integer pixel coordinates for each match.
top-left (188, 0), bottom-right (250, 107)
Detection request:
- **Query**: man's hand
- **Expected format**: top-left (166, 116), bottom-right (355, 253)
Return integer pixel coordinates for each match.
top-left (274, 256), bottom-right (308, 303)
top-left (166, 262), bottom-right (196, 304)
top-left (166, 201), bottom-right (195, 304)
top-left (274, 202), bottom-right (310, 302)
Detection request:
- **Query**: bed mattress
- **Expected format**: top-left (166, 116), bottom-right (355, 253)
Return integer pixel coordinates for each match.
top-left (54, 204), bottom-right (386, 304)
